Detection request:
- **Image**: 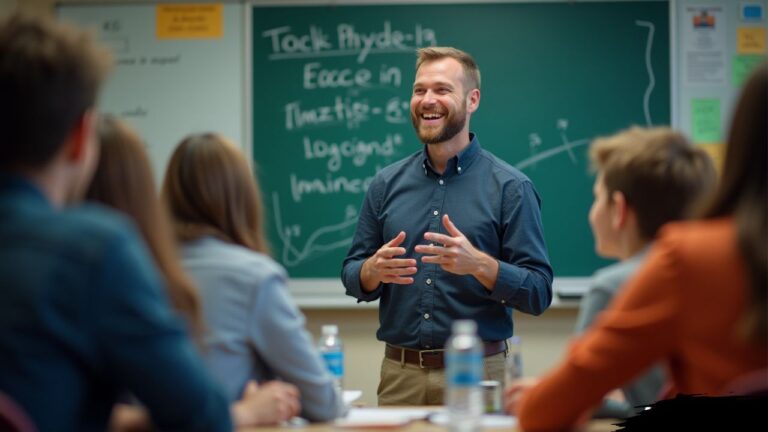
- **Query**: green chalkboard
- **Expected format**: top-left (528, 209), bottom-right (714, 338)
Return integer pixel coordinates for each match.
top-left (251, 1), bottom-right (670, 280)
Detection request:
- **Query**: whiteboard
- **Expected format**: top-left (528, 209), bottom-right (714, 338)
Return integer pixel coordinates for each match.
top-left (58, 2), bottom-right (246, 181)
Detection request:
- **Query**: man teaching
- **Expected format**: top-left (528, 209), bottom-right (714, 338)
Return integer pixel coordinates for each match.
top-left (342, 47), bottom-right (553, 405)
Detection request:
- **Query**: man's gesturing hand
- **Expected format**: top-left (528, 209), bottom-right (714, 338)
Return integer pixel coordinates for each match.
top-left (414, 215), bottom-right (499, 289)
top-left (360, 231), bottom-right (417, 292)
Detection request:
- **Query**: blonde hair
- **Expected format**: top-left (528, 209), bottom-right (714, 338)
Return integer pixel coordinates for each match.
top-left (590, 126), bottom-right (716, 240)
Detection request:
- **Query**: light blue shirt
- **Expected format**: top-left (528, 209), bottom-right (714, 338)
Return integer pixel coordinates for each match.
top-left (181, 236), bottom-right (342, 422)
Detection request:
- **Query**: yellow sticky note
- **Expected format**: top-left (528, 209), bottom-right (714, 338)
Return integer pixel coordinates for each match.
top-left (156, 3), bottom-right (223, 39)
top-left (737, 27), bottom-right (766, 54)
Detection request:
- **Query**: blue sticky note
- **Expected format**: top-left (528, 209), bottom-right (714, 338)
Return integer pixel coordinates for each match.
top-left (742, 4), bottom-right (764, 21)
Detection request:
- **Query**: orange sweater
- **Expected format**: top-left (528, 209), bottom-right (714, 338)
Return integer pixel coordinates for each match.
top-left (518, 218), bottom-right (768, 431)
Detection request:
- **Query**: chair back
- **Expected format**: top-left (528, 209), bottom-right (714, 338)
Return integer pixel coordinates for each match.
top-left (0, 392), bottom-right (36, 432)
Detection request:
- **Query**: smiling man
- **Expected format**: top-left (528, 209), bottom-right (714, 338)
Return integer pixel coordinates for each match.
top-left (342, 47), bottom-right (553, 405)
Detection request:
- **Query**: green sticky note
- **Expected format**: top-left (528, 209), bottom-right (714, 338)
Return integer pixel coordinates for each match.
top-left (691, 99), bottom-right (721, 144)
top-left (733, 55), bottom-right (766, 87)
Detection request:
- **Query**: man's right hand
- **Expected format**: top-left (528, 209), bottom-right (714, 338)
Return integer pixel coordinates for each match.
top-left (360, 231), bottom-right (417, 292)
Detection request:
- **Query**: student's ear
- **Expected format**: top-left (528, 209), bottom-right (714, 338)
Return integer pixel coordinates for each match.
top-left (64, 110), bottom-right (98, 163)
top-left (466, 88), bottom-right (480, 114)
top-left (610, 191), bottom-right (629, 230)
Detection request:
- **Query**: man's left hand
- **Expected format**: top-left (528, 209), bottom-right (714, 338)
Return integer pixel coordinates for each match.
top-left (414, 214), bottom-right (499, 288)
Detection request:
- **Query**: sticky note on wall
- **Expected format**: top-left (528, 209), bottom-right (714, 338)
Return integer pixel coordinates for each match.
top-left (691, 98), bottom-right (721, 144)
top-left (732, 54), bottom-right (765, 86)
top-left (156, 3), bottom-right (223, 39)
top-left (737, 27), bottom-right (766, 54)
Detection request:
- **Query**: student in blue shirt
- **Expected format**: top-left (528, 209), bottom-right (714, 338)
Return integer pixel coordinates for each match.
top-left (0, 14), bottom-right (230, 432)
top-left (342, 47), bottom-right (553, 405)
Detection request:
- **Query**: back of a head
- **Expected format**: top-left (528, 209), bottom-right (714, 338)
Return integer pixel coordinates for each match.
top-left (162, 134), bottom-right (269, 253)
top-left (590, 126), bottom-right (717, 241)
top-left (0, 13), bottom-right (111, 170)
top-left (86, 115), bottom-right (204, 339)
top-left (86, 116), bottom-right (156, 223)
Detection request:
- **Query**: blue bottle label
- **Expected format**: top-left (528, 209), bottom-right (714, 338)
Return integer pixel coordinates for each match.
top-left (447, 352), bottom-right (482, 387)
top-left (322, 351), bottom-right (344, 377)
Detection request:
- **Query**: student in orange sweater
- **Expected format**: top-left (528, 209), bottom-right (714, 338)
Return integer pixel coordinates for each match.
top-left (575, 126), bottom-right (715, 419)
top-left (505, 62), bottom-right (768, 431)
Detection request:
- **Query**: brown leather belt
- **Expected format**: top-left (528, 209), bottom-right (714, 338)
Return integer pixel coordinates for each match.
top-left (384, 341), bottom-right (507, 369)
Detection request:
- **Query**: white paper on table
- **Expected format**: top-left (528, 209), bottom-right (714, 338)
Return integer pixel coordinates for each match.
top-left (342, 390), bottom-right (363, 405)
top-left (428, 412), bottom-right (518, 428)
top-left (335, 407), bottom-right (437, 428)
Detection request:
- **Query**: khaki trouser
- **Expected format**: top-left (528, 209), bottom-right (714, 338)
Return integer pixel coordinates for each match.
top-left (377, 350), bottom-right (506, 406)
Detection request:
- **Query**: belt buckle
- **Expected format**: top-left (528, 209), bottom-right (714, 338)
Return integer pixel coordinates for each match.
top-left (418, 348), bottom-right (443, 368)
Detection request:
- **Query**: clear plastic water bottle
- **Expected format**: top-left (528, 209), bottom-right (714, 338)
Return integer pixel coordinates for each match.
top-left (318, 324), bottom-right (344, 394)
top-left (505, 335), bottom-right (523, 385)
top-left (446, 320), bottom-right (483, 432)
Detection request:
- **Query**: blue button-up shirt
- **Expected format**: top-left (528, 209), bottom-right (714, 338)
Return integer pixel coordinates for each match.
top-left (0, 173), bottom-right (231, 432)
top-left (342, 134), bottom-right (553, 349)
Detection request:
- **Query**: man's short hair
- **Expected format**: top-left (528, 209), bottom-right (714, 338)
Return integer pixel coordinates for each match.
top-left (416, 47), bottom-right (481, 92)
top-left (0, 13), bottom-right (111, 169)
top-left (590, 126), bottom-right (717, 240)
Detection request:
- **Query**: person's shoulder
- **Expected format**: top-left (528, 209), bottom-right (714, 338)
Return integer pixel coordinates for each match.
top-left (477, 147), bottom-right (532, 184)
top-left (591, 259), bottom-right (642, 295)
top-left (47, 203), bottom-right (140, 253)
top-left (182, 237), bottom-right (286, 279)
top-left (656, 218), bottom-right (735, 254)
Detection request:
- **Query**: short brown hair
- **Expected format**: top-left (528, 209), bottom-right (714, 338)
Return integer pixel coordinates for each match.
top-left (86, 116), bottom-right (204, 340)
top-left (590, 126), bottom-right (717, 240)
top-left (416, 47), bottom-right (481, 91)
top-left (162, 134), bottom-right (269, 254)
top-left (0, 13), bottom-right (111, 169)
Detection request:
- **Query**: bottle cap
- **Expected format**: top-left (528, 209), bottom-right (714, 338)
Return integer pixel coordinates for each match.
top-left (452, 319), bottom-right (477, 334)
top-left (321, 324), bottom-right (338, 335)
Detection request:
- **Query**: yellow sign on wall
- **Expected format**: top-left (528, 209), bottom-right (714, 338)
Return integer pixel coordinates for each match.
top-left (737, 27), bottom-right (766, 54)
top-left (156, 4), bottom-right (223, 39)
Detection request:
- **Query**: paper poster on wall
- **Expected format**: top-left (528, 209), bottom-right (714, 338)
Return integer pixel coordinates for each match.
top-left (683, 5), bottom-right (726, 84)
top-left (691, 98), bottom-right (722, 143)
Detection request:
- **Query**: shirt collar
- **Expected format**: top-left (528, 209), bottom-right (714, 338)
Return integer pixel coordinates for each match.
top-left (0, 171), bottom-right (52, 209)
top-left (421, 133), bottom-right (481, 177)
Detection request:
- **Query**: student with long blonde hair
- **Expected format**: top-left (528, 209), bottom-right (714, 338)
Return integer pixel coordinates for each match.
top-left (86, 116), bottom-right (301, 428)
top-left (163, 133), bottom-right (343, 422)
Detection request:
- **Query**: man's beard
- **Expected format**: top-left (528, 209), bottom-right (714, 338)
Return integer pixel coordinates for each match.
top-left (411, 104), bottom-right (467, 145)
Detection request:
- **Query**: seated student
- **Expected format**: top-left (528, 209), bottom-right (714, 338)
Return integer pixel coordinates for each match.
top-left (576, 126), bottom-right (716, 417)
top-left (85, 115), bottom-right (302, 427)
top-left (0, 14), bottom-right (230, 432)
top-left (506, 62), bottom-right (768, 430)
top-left (162, 133), bottom-right (344, 422)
